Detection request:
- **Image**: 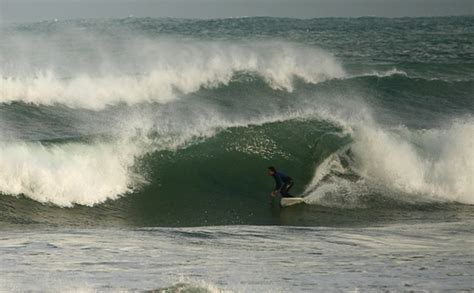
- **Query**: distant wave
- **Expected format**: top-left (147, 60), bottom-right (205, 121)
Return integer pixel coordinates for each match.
top-left (353, 68), bottom-right (408, 78)
top-left (350, 68), bottom-right (474, 82)
top-left (0, 39), bottom-right (345, 110)
top-left (4, 64), bottom-right (469, 111)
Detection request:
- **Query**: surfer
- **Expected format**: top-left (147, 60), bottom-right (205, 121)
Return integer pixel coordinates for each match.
top-left (268, 166), bottom-right (294, 198)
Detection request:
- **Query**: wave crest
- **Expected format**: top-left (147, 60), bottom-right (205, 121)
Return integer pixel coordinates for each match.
top-left (0, 39), bottom-right (345, 110)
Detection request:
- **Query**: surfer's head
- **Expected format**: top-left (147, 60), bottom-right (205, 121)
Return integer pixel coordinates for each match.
top-left (267, 166), bottom-right (276, 176)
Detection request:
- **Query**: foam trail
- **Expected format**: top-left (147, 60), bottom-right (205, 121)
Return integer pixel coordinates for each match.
top-left (0, 39), bottom-right (345, 110)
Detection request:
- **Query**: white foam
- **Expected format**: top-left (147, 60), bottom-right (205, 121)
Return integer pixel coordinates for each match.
top-left (304, 118), bottom-right (474, 205)
top-left (0, 140), bottom-right (145, 207)
top-left (0, 39), bottom-right (345, 110)
top-left (351, 120), bottom-right (474, 204)
top-left (171, 277), bottom-right (233, 293)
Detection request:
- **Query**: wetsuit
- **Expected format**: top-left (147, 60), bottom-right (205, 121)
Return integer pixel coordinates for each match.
top-left (272, 171), bottom-right (294, 197)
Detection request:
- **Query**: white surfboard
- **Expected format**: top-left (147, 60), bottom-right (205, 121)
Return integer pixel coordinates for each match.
top-left (280, 197), bottom-right (305, 207)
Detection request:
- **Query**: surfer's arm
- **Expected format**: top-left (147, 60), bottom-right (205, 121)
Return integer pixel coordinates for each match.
top-left (273, 175), bottom-right (283, 192)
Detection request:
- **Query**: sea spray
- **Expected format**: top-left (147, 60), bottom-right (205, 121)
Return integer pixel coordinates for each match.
top-left (0, 38), bottom-right (345, 109)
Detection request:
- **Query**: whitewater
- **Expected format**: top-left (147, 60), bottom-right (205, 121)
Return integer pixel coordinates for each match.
top-left (0, 16), bottom-right (473, 291)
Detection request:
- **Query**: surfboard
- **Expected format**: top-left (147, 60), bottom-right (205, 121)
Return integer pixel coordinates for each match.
top-left (280, 197), bottom-right (305, 207)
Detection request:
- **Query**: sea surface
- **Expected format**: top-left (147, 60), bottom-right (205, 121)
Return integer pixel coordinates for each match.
top-left (0, 16), bottom-right (473, 291)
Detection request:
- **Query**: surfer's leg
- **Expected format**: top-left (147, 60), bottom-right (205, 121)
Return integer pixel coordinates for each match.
top-left (281, 182), bottom-right (294, 197)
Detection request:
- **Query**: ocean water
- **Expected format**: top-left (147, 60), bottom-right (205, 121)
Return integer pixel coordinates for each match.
top-left (0, 16), bottom-right (473, 291)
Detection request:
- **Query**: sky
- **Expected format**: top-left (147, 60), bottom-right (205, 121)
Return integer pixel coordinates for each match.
top-left (0, 0), bottom-right (472, 23)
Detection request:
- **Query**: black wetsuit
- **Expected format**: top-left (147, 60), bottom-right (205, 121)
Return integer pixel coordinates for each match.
top-left (272, 171), bottom-right (294, 197)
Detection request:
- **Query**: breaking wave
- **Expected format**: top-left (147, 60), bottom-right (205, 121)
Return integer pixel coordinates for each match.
top-left (0, 38), bottom-right (345, 110)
